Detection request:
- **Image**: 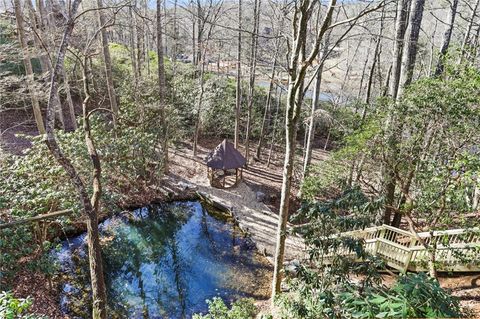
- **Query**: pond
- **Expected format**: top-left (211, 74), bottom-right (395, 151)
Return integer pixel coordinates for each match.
top-left (53, 201), bottom-right (272, 318)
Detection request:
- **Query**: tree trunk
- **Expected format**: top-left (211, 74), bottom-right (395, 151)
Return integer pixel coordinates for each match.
top-left (191, 3), bottom-right (196, 65)
top-left (62, 63), bottom-right (77, 130)
top-left (129, 4), bottom-right (140, 82)
top-left (13, 0), bottom-right (46, 134)
top-left (398, 0), bottom-right (426, 96)
top-left (473, 181), bottom-right (480, 211)
top-left (193, 61), bottom-right (206, 157)
top-left (356, 38), bottom-right (373, 101)
top-left (196, 0), bottom-right (202, 66)
top-left (363, 8), bottom-right (384, 108)
top-left (428, 20), bottom-right (438, 76)
top-left (25, 0), bottom-right (48, 73)
top-left (43, 1), bottom-right (107, 317)
top-left (389, 0), bottom-right (426, 225)
top-left (256, 46), bottom-right (278, 159)
top-left (434, 0), bottom-right (459, 77)
top-left (157, 0), bottom-right (168, 171)
top-left (244, 0), bottom-right (261, 163)
top-left (389, 0), bottom-right (410, 100)
top-left (382, 0), bottom-right (411, 225)
top-left (137, 1), bottom-right (145, 75)
top-left (191, 1), bottom-right (223, 155)
top-left (272, 81), bottom-right (301, 297)
top-left (302, 63), bottom-right (324, 177)
top-left (172, 0), bottom-right (178, 62)
top-left (272, 0), bottom-right (337, 301)
top-left (267, 86), bottom-right (282, 167)
top-left (143, 0), bottom-right (151, 75)
top-left (234, 0), bottom-right (242, 149)
top-left (97, 0), bottom-right (119, 124)
top-left (460, 0), bottom-right (480, 61)
top-left (162, 0), bottom-right (168, 57)
top-left (28, 0), bottom-right (66, 130)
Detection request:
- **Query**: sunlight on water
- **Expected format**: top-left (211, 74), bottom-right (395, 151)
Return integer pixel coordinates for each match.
top-left (53, 201), bottom-right (271, 318)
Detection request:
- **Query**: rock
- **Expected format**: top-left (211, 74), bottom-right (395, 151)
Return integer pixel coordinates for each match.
top-left (178, 181), bottom-right (196, 191)
top-left (256, 191), bottom-right (266, 202)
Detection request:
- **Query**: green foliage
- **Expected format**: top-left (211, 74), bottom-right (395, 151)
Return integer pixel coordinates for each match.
top-left (339, 273), bottom-right (461, 319)
top-left (391, 67), bottom-right (480, 226)
top-left (304, 65), bottom-right (480, 231)
top-left (169, 69), bottom-right (274, 141)
top-left (292, 64), bottom-right (476, 319)
top-left (0, 291), bottom-right (47, 319)
top-left (301, 113), bottom-right (383, 201)
top-left (278, 273), bottom-right (461, 319)
top-left (278, 187), bottom-right (384, 319)
top-left (193, 297), bottom-right (257, 319)
top-left (0, 99), bottom-right (165, 285)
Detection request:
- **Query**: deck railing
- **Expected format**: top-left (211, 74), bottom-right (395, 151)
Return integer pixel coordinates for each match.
top-left (321, 225), bottom-right (480, 272)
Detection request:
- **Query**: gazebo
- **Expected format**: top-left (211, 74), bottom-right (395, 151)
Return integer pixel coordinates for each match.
top-left (205, 139), bottom-right (246, 188)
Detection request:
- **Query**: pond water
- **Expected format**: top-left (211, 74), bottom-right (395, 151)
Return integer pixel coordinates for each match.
top-left (53, 201), bottom-right (271, 318)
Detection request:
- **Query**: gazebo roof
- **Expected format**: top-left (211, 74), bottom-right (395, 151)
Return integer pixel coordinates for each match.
top-left (205, 139), bottom-right (246, 170)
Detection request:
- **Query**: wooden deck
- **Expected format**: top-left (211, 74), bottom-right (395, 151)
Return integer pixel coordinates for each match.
top-left (323, 225), bottom-right (480, 272)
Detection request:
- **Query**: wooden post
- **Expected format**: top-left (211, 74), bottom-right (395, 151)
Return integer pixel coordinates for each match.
top-left (403, 248), bottom-right (414, 273)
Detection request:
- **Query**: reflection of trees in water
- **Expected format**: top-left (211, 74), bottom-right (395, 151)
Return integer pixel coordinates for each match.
top-left (59, 201), bottom-right (269, 318)
top-left (201, 207), bottom-right (219, 255)
top-left (167, 232), bottom-right (187, 319)
top-left (102, 204), bottom-right (191, 318)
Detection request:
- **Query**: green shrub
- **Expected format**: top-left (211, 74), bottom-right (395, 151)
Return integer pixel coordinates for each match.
top-left (193, 297), bottom-right (258, 319)
top-left (0, 291), bottom-right (47, 319)
top-left (279, 273), bottom-right (462, 319)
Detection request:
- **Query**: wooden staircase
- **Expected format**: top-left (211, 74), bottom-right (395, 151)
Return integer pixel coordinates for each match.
top-left (323, 225), bottom-right (480, 272)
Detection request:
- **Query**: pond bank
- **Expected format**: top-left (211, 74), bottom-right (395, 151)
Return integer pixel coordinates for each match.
top-left (54, 201), bottom-right (272, 318)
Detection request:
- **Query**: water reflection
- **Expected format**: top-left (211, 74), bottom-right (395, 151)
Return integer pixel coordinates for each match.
top-left (54, 201), bottom-right (271, 318)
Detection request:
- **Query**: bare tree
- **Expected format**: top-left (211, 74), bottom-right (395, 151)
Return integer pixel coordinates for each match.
top-left (271, 0), bottom-right (387, 300)
top-left (383, 0), bottom-right (411, 225)
top-left (244, 0), bottom-right (261, 162)
top-left (272, 0), bottom-right (337, 300)
top-left (434, 0), bottom-right (459, 76)
top-left (192, 0), bottom-right (224, 156)
top-left (43, 0), bottom-right (108, 317)
top-left (390, 0), bottom-right (426, 228)
top-left (460, 0), bottom-right (480, 61)
top-left (256, 37), bottom-right (280, 160)
top-left (234, 0), bottom-right (242, 149)
top-left (97, 0), bottom-right (119, 124)
top-left (157, 0), bottom-right (168, 171)
top-left (13, 0), bottom-right (46, 134)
